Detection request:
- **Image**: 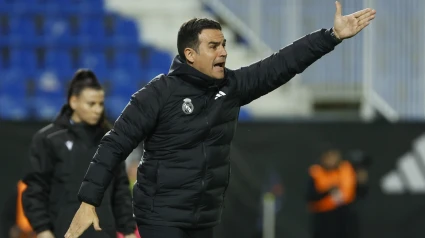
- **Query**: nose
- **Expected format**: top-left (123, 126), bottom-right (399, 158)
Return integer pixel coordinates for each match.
top-left (220, 46), bottom-right (227, 58)
top-left (93, 105), bottom-right (103, 115)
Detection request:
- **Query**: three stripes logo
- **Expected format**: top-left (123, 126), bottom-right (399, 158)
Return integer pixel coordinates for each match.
top-left (215, 91), bottom-right (226, 100)
top-left (381, 133), bottom-right (425, 194)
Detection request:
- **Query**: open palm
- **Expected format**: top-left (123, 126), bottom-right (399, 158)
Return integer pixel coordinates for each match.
top-left (333, 1), bottom-right (376, 40)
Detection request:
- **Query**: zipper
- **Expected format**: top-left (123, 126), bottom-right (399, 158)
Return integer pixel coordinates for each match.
top-left (194, 95), bottom-right (210, 226)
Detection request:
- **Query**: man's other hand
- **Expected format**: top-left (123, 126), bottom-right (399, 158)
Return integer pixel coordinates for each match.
top-left (37, 230), bottom-right (55, 238)
top-left (333, 1), bottom-right (376, 40)
top-left (64, 202), bottom-right (101, 238)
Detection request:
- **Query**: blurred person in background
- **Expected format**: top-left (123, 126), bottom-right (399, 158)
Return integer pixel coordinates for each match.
top-left (65, 2), bottom-right (376, 238)
top-left (306, 146), bottom-right (369, 238)
top-left (1, 181), bottom-right (36, 238)
top-left (21, 69), bottom-right (137, 238)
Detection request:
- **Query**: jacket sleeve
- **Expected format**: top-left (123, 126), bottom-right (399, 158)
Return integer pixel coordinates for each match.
top-left (306, 175), bottom-right (331, 202)
top-left (78, 79), bottom-right (165, 206)
top-left (112, 162), bottom-right (136, 235)
top-left (22, 132), bottom-right (54, 234)
top-left (233, 28), bottom-right (341, 106)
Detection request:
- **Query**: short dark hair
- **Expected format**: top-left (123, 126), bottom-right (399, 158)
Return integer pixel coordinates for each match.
top-left (177, 18), bottom-right (222, 61)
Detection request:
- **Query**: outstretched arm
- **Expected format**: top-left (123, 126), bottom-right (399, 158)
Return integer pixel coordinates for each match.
top-left (234, 1), bottom-right (376, 106)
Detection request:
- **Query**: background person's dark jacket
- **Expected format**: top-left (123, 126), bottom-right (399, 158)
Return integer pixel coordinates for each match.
top-left (22, 109), bottom-right (136, 237)
top-left (77, 28), bottom-right (341, 229)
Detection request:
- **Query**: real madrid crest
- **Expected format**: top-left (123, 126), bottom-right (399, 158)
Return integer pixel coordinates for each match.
top-left (182, 98), bottom-right (194, 114)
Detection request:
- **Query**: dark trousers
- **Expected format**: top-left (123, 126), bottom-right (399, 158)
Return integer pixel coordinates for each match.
top-left (310, 207), bottom-right (359, 238)
top-left (138, 225), bottom-right (214, 238)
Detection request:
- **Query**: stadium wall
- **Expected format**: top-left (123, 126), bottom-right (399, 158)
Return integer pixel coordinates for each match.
top-left (2, 121), bottom-right (425, 237)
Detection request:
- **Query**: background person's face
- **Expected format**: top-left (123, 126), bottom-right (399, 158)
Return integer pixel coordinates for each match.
top-left (70, 88), bottom-right (105, 125)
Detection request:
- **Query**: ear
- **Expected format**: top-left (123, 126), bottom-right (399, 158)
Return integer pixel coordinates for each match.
top-left (184, 48), bottom-right (196, 64)
top-left (69, 95), bottom-right (78, 110)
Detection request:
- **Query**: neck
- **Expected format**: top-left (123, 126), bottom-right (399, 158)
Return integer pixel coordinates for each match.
top-left (70, 113), bottom-right (82, 123)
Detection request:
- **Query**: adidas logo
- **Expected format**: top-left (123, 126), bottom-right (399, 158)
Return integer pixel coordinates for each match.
top-left (215, 91), bottom-right (226, 100)
top-left (381, 133), bottom-right (425, 194)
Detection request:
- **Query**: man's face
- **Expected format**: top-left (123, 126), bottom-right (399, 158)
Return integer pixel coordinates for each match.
top-left (186, 29), bottom-right (227, 79)
top-left (70, 88), bottom-right (105, 125)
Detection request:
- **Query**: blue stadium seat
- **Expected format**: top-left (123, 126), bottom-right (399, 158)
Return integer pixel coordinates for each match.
top-left (32, 96), bottom-right (65, 121)
top-left (10, 48), bottom-right (38, 74)
top-left (79, 17), bottom-right (106, 40)
top-left (43, 17), bottom-right (72, 46)
top-left (79, 51), bottom-right (108, 80)
top-left (33, 70), bottom-right (67, 97)
top-left (0, 0), bottom-right (176, 122)
top-left (146, 47), bottom-right (172, 73)
top-left (141, 70), bottom-right (165, 85)
top-left (107, 34), bottom-right (140, 49)
top-left (8, 16), bottom-right (37, 45)
top-left (103, 16), bottom-right (140, 49)
top-left (9, 15), bottom-right (36, 36)
top-left (114, 17), bottom-right (138, 38)
top-left (0, 1), bottom-right (31, 15)
top-left (79, 0), bottom-right (105, 15)
top-left (0, 95), bottom-right (30, 120)
top-left (45, 50), bottom-right (73, 73)
top-left (0, 69), bottom-right (27, 97)
top-left (105, 96), bottom-right (130, 121)
top-left (114, 51), bottom-right (142, 71)
top-left (53, 0), bottom-right (105, 15)
top-left (108, 69), bottom-right (140, 96)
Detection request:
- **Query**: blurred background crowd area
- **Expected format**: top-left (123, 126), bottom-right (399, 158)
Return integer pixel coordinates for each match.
top-left (0, 0), bottom-right (423, 123)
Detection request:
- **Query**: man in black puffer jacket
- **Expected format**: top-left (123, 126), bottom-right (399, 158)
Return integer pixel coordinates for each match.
top-left (66, 3), bottom-right (376, 238)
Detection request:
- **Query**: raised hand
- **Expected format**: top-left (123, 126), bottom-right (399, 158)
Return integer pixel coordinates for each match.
top-left (333, 1), bottom-right (376, 40)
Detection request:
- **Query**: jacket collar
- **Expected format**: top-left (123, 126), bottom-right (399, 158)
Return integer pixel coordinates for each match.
top-left (53, 105), bottom-right (107, 142)
top-left (167, 55), bottom-right (228, 90)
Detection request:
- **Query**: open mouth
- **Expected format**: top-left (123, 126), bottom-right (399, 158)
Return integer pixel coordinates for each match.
top-left (214, 62), bottom-right (225, 69)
